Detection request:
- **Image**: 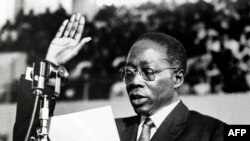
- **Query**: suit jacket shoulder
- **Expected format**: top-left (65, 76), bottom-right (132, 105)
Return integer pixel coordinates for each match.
top-left (180, 110), bottom-right (226, 141)
top-left (115, 101), bottom-right (226, 141)
top-left (188, 110), bottom-right (225, 130)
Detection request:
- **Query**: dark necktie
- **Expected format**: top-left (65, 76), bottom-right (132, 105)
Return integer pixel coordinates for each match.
top-left (138, 118), bottom-right (154, 141)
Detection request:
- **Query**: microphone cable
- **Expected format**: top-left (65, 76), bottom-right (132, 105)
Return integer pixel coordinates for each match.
top-left (24, 94), bottom-right (39, 141)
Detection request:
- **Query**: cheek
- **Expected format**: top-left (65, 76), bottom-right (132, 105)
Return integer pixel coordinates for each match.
top-left (147, 78), bottom-right (174, 100)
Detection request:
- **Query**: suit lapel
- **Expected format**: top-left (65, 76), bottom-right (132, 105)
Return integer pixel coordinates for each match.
top-left (151, 101), bottom-right (189, 141)
top-left (118, 116), bottom-right (140, 141)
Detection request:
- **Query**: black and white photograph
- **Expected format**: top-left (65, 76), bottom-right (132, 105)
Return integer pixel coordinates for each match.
top-left (0, 0), bottom-right (250, 141)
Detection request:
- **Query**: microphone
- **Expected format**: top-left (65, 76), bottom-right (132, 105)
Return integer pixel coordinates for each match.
top-left (31, 60), bottom-right (68, 98)
top-left (26, 60), bottom-right (68, 141)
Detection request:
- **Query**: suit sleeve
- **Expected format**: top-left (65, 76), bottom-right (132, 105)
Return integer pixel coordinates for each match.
top-left (13, 75), bottom-right (56, 141)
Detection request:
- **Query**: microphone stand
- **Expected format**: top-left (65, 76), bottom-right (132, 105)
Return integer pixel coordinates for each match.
top-left (26, 60), bottom-right (68, 141)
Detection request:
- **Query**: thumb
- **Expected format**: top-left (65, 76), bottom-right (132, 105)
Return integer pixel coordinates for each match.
top-left (76, 37), bottom-right (92, 49)
top-left (71, 37), bottom-right (92, 55)
top-left (80, 37), bottom-right (92, 44)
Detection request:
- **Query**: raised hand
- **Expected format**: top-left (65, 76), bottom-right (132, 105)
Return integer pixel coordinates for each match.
top-left (45, 13), bottom-right (91, 65)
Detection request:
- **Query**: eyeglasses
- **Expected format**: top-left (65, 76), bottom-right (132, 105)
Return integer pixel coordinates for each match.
top-left (119, 66), bottom-right (179, 83)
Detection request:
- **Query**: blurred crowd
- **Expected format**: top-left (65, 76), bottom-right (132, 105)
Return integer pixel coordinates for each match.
top-left (1, 0), bottom-right (250, 101)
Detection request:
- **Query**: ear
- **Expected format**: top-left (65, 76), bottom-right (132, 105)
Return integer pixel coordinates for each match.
top-left (173, 70), bottom-right (184, 88)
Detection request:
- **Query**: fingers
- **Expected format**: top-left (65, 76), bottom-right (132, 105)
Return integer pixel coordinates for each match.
top-left (55, 13), bottom-right (86, 40)
top-left (55, 20), bottom-right (69, 38)
top-left (69, 13), bottom-right (81, 38)
top-left (74, 16), bottom-right (85, 41)
top-left (63, 14), bottom-right (76, 37)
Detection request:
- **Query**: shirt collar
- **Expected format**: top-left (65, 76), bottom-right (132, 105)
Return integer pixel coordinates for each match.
top-left (141, 100), bottom-right (180, 129)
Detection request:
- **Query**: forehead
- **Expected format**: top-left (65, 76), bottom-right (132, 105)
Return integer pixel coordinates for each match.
top-left (126, 40), bottom-right (168, 66)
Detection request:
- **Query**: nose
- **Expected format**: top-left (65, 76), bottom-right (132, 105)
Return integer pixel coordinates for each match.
top-left (127, 71), bottom-right (145, 86)
top-left (126, 71), bottom-right (145, 93)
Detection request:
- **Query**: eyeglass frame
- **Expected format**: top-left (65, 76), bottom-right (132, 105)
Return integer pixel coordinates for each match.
top-left (119, 66), bottom-right (180, 83)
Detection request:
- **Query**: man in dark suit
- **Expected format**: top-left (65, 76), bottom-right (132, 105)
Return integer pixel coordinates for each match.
top-left (13, 14), bottom-right (226, 141)
top-left (115, 33), bottom-right (226, 141)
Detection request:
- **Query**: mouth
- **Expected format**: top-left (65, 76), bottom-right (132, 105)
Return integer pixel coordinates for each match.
top-left (129, 94), bottom-right (148, 105)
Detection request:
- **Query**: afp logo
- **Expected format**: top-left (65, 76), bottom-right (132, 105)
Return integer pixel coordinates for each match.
top-left (224, 125), bottom-right (249, 141)
top-left (228, 129), bottom-right (246, 136)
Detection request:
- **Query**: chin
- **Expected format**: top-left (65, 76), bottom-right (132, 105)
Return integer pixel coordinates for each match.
top-left (133, 105), bottom-right (151, 116)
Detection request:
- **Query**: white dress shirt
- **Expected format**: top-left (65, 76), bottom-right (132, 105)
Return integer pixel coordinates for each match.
top-left (136, 100), bottom-right (180, 140)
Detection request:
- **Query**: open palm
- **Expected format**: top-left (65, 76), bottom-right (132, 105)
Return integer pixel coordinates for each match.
top-left (46, 14), bottom-right (91, 65)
